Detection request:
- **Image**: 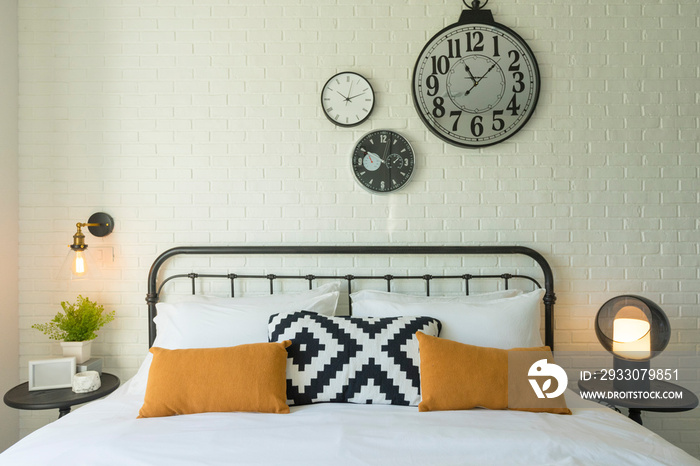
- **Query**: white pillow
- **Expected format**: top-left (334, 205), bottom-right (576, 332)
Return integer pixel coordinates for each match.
top-left (126, 355), bottom-right (153, 396)
top-left (126, 287), bottom-right (341, 397)
top-left (350, 289), bottom-right (521, 304)
top-left (352, 288), bottom-right (545, 349)
top-left (126, 283), bottom-right (341, 397)
top-left (153, 281), bottom-right (341, 350)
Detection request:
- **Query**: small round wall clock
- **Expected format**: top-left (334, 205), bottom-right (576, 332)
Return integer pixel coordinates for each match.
top-left (412, 0), bottom-right (540, 148)
top-left (321, 71), bottom-right (375, 127)
top-left (351, 129), bottom-right (415, 194)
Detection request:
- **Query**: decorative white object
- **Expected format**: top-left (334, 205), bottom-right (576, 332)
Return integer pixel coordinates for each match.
top-left (28, 357), bottom-right (77, 391)
top-left (60, 340), bottom-right (92, 364)
top-left (72, 371), bottom-right (101, 393)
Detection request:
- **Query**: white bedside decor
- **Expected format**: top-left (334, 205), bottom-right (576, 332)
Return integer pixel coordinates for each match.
top-left (28, 357), bottom-right (77, 391)
top-left (72, 371), bottom-right (101, 393)
top-left (60, 340), bottom-right (92, 364)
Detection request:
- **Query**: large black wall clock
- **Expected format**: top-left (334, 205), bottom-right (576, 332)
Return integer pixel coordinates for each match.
top-left (352, 129), bottom-right (415, 194)
top-left (412, 0), bottom-right (540, 148)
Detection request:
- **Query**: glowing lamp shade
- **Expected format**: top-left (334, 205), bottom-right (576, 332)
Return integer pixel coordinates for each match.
top-left (60, 247), bottom-right (100, 280)
top-left (595, 296), bottom-right (670, 392)
top-left (595, 295), bottom-right (670, 362)
top-left (612, 313), bottom-right (651, 360)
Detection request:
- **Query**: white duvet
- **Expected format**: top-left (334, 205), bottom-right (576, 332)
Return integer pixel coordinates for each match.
top-left (1, 379), bottom-right (697, 466)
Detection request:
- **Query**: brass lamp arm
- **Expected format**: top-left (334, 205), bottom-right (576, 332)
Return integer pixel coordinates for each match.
top-left (69, 213), bottom-right (114, 250)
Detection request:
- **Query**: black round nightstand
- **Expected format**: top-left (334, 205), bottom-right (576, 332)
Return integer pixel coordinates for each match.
top-left (4, 373), bottom-right (120, 418)
top-left (578, 377), bottom-right (698, 425)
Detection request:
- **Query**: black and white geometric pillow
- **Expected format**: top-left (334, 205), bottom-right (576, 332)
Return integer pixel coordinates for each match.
top-left (268, 311), bottom-right (441, 406)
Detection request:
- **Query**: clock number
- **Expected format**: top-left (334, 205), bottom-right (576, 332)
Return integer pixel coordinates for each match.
top-left (492, 35), bottom-right (500, 57)
top-left (447, 39), bottom-right (462, 58)
top-left (426, 75), bottom-right (439, 97)
top-left (432, 96), bottom-right (446, 118)
top-left (449, 110), bottom-right (462, 132)
top-left (506, 94), bottom-right (520, 116)
top-left (380, 134), bottom-right (388, 144)
top-left (357, 157), bottom-right (363, 166)
top-left (508, 50), bottom-right (521, 71)
top-left (470, 115), bottom-right (484, 137)
top-left (492, 110), bottom-right (505, 131)
top-left (430, 55), bottom-right (450, 75)
top-left (512, 72), bottom-right (525, 93)
top-left (465, 31), bottom-right (484, 52)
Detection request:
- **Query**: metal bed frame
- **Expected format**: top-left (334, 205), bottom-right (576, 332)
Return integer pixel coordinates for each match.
top-left (146, 245), bottom-right (556, 349)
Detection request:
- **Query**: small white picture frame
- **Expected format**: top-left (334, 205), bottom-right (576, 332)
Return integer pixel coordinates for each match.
top-left (28, 357), bottom-right (77, 391)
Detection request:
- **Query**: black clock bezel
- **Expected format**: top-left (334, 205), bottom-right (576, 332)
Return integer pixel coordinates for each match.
top-left (411, 15), bottom-right (541, 148)
top-left (321, 71), bottom-right (376, 128)
top-left (351, 129), bottom-right (415, 194)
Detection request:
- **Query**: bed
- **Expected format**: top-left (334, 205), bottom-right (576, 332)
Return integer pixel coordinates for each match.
top-left (2, 245), bottom-right (698, 465)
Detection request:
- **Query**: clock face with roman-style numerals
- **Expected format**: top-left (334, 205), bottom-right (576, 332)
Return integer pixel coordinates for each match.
top-left (412, 20), bottom-right (540, 148)
top-left (321, 72), bottom-right (375, 127)
top-left (352, 130), bottom-right (415, 194)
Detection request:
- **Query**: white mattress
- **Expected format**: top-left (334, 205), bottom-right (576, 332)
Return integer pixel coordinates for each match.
top-left (1, 378), bottom-right (697, 466)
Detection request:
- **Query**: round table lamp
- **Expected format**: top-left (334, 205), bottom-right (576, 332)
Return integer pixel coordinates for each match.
top-left (595, 295), bottom-right (670, 391)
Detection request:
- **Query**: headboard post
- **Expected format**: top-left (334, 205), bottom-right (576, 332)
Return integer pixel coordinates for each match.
top-left (146, 245), bottom-right (556, 349)
top-left (145, 291), bottom-right (159, 347)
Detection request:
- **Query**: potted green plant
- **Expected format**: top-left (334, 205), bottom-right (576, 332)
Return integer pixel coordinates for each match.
top-left (32, 295), bottom-right (115, 363)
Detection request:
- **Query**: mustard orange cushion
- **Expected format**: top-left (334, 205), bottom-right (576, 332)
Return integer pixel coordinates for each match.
top-left (416, 332), bottom-right (571, 415)
top-left (138, 341), bottom-right (292, 418)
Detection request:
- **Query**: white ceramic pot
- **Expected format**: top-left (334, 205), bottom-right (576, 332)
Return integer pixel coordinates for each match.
top-left (72, 371), bottom-right (101, 393)
top-left (60, 340), bottom-right (92, 364)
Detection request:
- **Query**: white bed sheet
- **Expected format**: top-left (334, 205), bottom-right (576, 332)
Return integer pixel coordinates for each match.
top-left (1, 379), bottom-right (697, 466)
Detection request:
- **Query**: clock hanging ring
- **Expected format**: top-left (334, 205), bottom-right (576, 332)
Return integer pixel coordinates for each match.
top-left (412, 0), bottom-right (540, 148)
top-left (464, 0), bottom-right (489, 9)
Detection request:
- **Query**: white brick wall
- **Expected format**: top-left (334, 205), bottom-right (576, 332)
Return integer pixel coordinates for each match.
top-left (0, 0), bottom-right (19, 453)
top-left (14, 0), bottom-right (700, 458)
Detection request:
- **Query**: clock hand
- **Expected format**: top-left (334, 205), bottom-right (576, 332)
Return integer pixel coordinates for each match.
top-left (476, 59), bottom-right (501, 84)
top-left (347, 91), bottom-right (366, 101)
top-left (464, 64), bottom-right (478, 86)
top-left (361, 147), bottom-right (383, 164)
top-left (464, 59), bottom-right (501, 96)
top-left (464, 79), bottom-right (479, 96)
top-left (382, 138), bottom-right (390, 161)
top-left (383, 137), bottom-right (392, 187)
top-left (386, 144), bottom-right (394, 188)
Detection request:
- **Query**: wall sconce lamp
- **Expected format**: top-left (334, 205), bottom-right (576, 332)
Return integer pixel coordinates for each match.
top-left (595, 295), bottom-right (670, 391)
top-left (60, 212), bottom-right (114, 280)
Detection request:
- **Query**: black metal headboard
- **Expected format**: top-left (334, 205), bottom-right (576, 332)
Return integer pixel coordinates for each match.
top-left (146, 245), bottom-right (556, 349)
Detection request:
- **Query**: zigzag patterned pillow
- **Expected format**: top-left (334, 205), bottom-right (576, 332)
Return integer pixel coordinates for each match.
top-left (268, 311), bottom-right (441, 406)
